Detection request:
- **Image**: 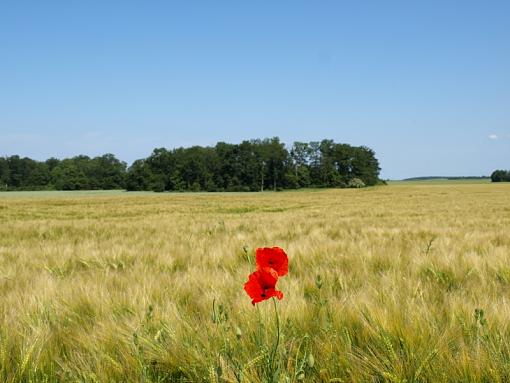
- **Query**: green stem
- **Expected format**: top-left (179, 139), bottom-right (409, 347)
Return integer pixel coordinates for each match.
top-left (270, 297), bottom-right (280, 373)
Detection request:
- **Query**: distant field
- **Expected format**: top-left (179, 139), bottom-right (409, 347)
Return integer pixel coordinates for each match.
top-left (1, 183), bottom-right (510, 382)
top-left (0, 190), bottom-right (129, 198)
top-left (390, 178), bottom-right (491, 185)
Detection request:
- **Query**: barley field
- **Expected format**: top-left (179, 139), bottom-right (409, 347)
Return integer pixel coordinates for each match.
top-left (1, 183), bottom-right (510, 382)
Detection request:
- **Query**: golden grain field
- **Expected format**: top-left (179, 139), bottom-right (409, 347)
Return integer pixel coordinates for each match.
top-left (1, 183), bottom-right (510, 382)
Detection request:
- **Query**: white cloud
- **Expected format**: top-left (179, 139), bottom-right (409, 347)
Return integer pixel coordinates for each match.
top-left (489, 134), bottom-right (498, 140)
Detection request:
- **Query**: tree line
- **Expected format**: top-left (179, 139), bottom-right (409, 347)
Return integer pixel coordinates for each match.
top-left (491, 170), bottom-right (510, 182)
top-left (0, 138), bottom-right (381, 192)
top-left (0, 154), bottom-right (127, 191)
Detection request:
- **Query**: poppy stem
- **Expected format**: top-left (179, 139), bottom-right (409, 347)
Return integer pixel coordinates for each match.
top-left (256, 305), bottom-right (263, 348)
top-left (270, 297), bottom-right (280, 373)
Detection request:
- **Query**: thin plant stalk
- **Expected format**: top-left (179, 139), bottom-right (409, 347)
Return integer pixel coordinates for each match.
top-left (270, 297), bottom-right (280, 372)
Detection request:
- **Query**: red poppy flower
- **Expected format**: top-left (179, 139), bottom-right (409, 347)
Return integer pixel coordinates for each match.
top-left (255, 247), bottom-right (288, 277)
top-left (244, 267), bottom-right (284, 305)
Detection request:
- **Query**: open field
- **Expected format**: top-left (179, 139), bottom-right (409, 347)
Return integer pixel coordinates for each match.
top-left (1, 183), bottom-right (510, 382)
top-left (389, 178), bottom-right (491, 185)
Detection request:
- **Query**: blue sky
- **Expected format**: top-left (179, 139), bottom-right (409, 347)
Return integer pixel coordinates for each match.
top-left (1, 1), bottom-right (509, 179)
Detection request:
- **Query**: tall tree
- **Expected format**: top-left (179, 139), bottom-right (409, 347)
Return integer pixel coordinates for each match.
top-left (91, 154), bottom-right (127, 189)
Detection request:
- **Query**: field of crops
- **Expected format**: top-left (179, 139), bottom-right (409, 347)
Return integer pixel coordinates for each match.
top-left (1, 183), bottom-right (510, 382)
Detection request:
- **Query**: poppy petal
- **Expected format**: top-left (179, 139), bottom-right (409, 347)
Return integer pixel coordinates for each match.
top-left (243, 267), bottom-right (284, 305)
top-left (255, 247), bottom-right (288, 277)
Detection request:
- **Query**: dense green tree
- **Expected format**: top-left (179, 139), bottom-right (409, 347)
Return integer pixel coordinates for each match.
top-left (126, 159), bottom-right (154, 191)
top-left (491, 170), bottom-right (510, 182)
top-left (25, 162), bottom-right (51, 188)
top-left (4, 156), bottom-right (50, 189)
top-left (350, 146), bottom-right (381, 186)
top-left (0, 138), bottom-right (382, 191)
top-left (265, 137), bottom-right (289, 191)
top-left (45, 157), bottom-right (60, 172)
top-left (290, 142), bottom-right (312, 187)
top-left (51, 157), bottom-right (91, 190)
top-left (0, 158), bottom-right (9, 190)
top-left (91, 154), bottom-right (127, 189)
top-left (6, 156), bottom-right (27, 188)
top-left (144, 148), bottom-right (174, 190)
top-left (46, 155), bottom-right (125, 190)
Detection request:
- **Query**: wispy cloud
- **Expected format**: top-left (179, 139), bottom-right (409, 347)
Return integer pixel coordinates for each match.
top-left (489, 134), bottom-right (498, 140)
